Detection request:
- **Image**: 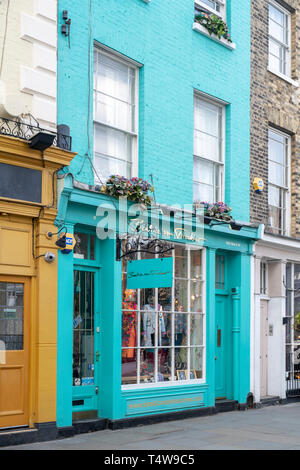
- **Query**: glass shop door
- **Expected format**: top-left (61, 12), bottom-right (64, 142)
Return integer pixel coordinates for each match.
top-left (72, 269), bottom-right (100, 418)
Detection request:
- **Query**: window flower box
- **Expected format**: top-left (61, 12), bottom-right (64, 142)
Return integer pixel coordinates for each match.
top-left (195, 202), bottom-right (233, 222)
top-left (99, 175), bottom-right (154, 205)
top-left (193, 13), bottom-right (236, 50)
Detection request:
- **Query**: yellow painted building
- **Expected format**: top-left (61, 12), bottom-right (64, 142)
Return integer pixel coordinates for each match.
top-left (0, 134), bottom-right (74, 429)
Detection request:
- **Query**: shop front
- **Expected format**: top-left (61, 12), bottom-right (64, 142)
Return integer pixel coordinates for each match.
top-left (56, 179), bottom-right (261, 429)
top-left (0, 134), bottom-right (74, 433)
top-left (252, 230), bottom-right (300, 404)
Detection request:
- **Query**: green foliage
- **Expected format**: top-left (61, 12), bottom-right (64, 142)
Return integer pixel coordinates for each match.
top-left (100, 175), bottom-right (154, 205)
top-left (195, 12), bottom-right (232, 42)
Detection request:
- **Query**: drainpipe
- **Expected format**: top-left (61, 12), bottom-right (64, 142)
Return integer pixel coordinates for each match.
top-left (232, 287), bottom-right (240, 401)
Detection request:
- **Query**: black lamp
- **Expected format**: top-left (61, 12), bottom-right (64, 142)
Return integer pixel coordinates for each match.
top-left (29, 132), bottom-right (56, 151)
top-left (55, 235), bottom-right (67, 249)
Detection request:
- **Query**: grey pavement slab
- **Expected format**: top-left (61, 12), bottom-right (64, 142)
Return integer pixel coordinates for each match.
top-left (2, 402), bottom-right (300, 450)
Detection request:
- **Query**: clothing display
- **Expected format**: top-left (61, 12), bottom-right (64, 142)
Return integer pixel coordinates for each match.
top-left (122, 301), bottom-right (137, 359)
top-left (142, 303), bottom-right (166, 346)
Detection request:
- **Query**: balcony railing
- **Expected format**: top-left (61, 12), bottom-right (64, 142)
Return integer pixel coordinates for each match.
top-left (0, 117), bottom-right (72, 151)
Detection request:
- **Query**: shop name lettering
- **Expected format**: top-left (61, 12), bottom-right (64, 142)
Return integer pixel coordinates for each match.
top-left (128, 396), bottom-right (204, 410)
top-left (127, 269), bottom-right (172, 280)
top-left (128, 221), bottom-right (203, 244)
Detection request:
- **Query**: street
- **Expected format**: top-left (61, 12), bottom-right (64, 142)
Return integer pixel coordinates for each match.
top-left (3, 403), bottom-right (300, 450)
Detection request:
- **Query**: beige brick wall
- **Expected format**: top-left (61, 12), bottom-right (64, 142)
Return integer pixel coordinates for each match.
top-left (251, 0), bottom-right (300, 237)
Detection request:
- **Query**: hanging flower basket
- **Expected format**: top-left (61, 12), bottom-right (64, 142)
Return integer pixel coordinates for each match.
top-left (195, 12), bottom-right (232, 42)
top-left (100, 175), bottom-right (154, 205)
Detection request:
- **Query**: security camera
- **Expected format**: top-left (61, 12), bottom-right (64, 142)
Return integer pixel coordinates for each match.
top-left (44, 252), bottom-right (56, 263)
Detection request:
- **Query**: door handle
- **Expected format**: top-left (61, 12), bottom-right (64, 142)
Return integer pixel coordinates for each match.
top-left (96, 351), bottom-right (100, 362)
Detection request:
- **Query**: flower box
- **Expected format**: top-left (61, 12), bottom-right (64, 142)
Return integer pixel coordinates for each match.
top-left (193, 22), bottom-right (236, 50)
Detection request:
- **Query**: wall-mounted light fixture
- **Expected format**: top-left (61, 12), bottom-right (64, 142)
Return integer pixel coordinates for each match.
top-left (29, 132), bottom-right (55, 151)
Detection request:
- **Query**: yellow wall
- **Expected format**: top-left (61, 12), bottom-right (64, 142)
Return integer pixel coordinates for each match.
top-left (0, 135), bottom-right (74, 426)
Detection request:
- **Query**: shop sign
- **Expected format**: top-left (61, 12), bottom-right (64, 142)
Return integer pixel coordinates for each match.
top-left (127, 257), bottom-right (173, 289)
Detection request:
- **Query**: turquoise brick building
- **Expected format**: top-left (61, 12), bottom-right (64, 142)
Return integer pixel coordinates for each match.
top-left (56, 0), bottom-right (260, 429)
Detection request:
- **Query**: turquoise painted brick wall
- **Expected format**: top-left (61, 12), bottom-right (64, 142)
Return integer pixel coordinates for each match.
top-left (58, 0), bottom-right (251, 221)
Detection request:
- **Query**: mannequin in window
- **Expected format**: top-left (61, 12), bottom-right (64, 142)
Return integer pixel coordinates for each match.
top-left (142, 294), bottom-right (166, 347)
top-left (122, 289), bottom-right (137, 360)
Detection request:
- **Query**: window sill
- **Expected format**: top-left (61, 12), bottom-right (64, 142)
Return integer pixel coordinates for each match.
top-left (267, 67), bottom-right (299, 88)
top-left (193, 22), bottom-right (236, 50)
top-left (122, 379), bottom-right (206, 390)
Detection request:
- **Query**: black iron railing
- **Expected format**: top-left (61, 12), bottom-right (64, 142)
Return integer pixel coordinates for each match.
top-left (0, 117), bottom-right (72, 151)
top-left (286, 371), bottom-right (300, 397)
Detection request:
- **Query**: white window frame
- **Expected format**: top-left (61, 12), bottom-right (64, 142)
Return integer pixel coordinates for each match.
top-left (193, 92), bottom-right (225, 204)
top-left (195, 0), bottom-right (226, 20)
top-left (121, 245), bottom-right (207, 390)
top-left (267, 127), bottom-right (291, 237)
top-left (93, 47), bottom-right (139, 183)
top-left (268, 0), bottom-right (291, 79)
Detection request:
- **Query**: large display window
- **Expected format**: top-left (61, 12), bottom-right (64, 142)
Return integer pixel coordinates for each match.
top-left (286, 263), bottom-right (300, 392)
top-left (121, 245), bottom-right (206, 388)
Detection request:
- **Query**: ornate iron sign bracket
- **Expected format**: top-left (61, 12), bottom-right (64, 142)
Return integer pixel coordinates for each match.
top-left (116, 234), bottom-right (174, 261)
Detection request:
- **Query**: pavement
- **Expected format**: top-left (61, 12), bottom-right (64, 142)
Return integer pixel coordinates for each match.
top-left (3, 402), bottom-right (300, 450)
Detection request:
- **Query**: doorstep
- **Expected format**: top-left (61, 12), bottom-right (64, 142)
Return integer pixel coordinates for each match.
top-left (215, 399), bottom-right (239, 413)
top-left (0, 424), bottom-right (54, 448)
top-left (260, 396), bottom-right (280, 407)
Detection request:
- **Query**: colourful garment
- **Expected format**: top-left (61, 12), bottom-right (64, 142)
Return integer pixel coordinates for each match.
top-left (122, 301), bottom-right (137, 358)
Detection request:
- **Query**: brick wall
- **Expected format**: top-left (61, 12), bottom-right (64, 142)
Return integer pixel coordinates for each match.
top-left (250, 0), bottom-right (300, 237)
top-left (58, 0), bottom-right (252, 221)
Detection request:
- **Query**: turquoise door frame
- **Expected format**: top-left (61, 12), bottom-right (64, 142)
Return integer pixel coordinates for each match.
top-left (72, 265), bottom-right (101, 414)
top-left (214, 251), bottom-right (232, 400)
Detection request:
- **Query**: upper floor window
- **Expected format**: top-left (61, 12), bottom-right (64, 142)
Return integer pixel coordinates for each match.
top-left (195, 0), bottom-right (226, 20)
top-left (93, 49), bottom-right (138, 182)
top-left (268, 1), bottom-right (291, 78)
top-left (268, 128), bottom-right (290, 236)
top-left (193, 94), bottom-right (224, 203)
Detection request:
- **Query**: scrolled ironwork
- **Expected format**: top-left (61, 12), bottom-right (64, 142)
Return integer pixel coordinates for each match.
top-left (0, 116), bottom-right (72, 151)
top-left (116, 234), bottom-right (174, 261)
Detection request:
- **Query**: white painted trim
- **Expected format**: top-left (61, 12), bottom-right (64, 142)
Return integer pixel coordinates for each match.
top-left (267, 67), bottom-right (299, 87)
top-left (193, 23), bottom-right (236, 50)
top-left (93, 47), bottom-right (139, 181)
top-left (268, 0), bottom-right (292, 79)
top-left (195, 0), bottom-right (226, 21)
top-left (122, 379), bottom-right (205, 391)
top-left (193, 93), bottom-right (226, 202)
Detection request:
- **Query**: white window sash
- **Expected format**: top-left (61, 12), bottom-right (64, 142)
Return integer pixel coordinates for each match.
top-left (268, 0), bottom-right (291, 77)
top-left (193, 94), bottom-right (225, 202)
top-left (195, 0), bottom-right (226, 20)
top-left (121, 246), bottom-right (207, 389)
top-left (93, 47), bottom-right (139, 182)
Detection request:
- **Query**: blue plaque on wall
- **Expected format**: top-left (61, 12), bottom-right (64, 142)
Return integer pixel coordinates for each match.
top-left (127, 257), bottom-right (173, 289)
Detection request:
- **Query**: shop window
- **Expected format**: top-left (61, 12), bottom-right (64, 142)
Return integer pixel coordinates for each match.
top-left (73, 271), bottom-right (95, 386)
top-left (285, 263), bottom-right (300, 393)
top-left (121, 246), bottom-right (206, 387)
top-left (74, 232), bottom-right (95, 260)
top-left (268, 1), bottom-right (291, 78)
top-left (267, 128), bottom-right (290, 236)
top-left (93, 48), bottom-right (138, 182)
top-left (193, 94), bottom-right (224, 203)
